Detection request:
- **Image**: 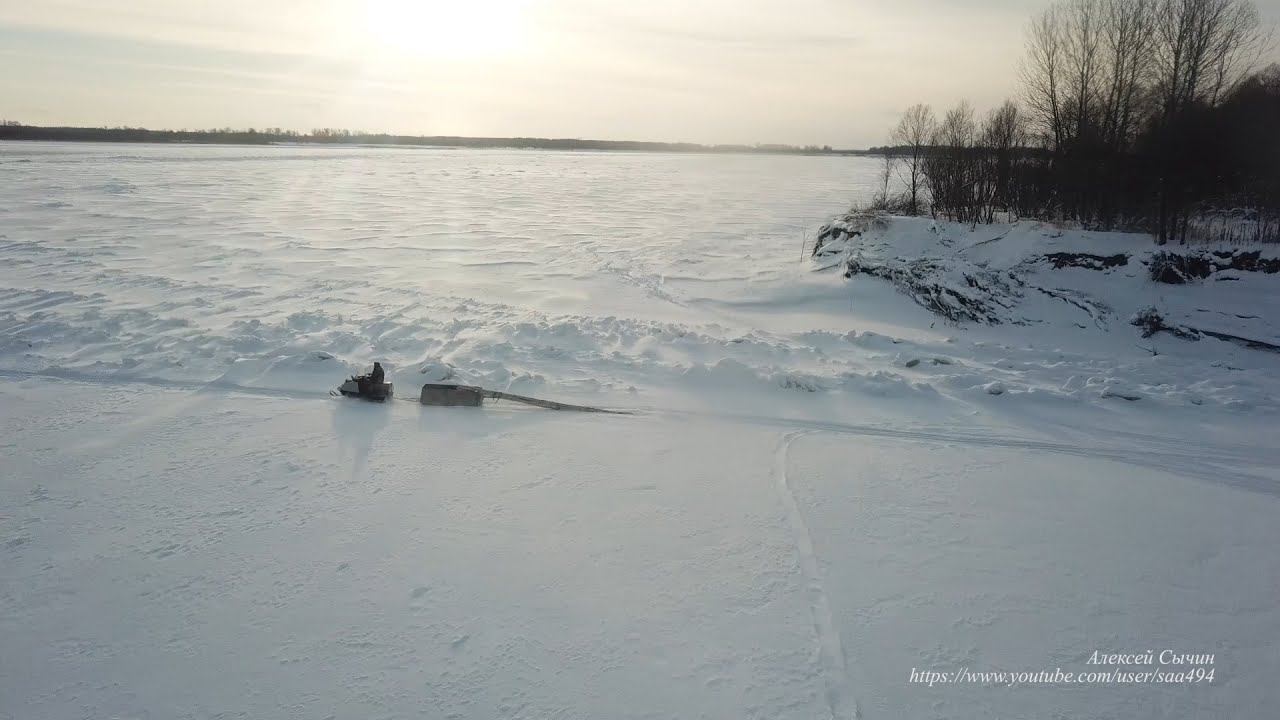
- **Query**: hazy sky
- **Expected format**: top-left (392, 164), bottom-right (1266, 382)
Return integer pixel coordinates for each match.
top-left (3, 0), bottom-right (1278, 147)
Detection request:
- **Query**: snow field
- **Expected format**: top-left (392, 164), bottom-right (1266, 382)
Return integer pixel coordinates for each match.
top-left (3, 142), bottom-right (1279, 718)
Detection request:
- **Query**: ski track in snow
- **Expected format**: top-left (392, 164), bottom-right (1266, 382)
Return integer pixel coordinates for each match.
top-left (773, 431), bottom-right (857, 720)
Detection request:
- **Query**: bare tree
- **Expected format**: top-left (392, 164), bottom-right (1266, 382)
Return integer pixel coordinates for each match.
top-left (926, 0), bottom-right (1276, 241)
top-left (876, 149), bottom-right (896, 209)
top-left (1100, 0), bottom-right (1156, 149)
top-left (1153, 0), bottom-right (1268, 117)
top-left (890, 104), bottom-right (936, 215)
top-left (1023, 0), bottom-right (1109, 149)
top-left (925, 101), bottom-right (980, 223)
top-left (1021, 5), bottom-right (1069, 148)
top-left (980, 101), bottom-right (1027, 222)
top-left (1063, 0), bottom-right (1106, 143)
top-left (1025, 0), bottom-right (1163, 149)
top-left (1151, 0), bottom-right (1269, 241)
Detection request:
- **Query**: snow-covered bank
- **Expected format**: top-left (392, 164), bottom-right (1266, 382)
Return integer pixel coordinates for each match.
top-left (811, 213), bottom-right (1280, 412)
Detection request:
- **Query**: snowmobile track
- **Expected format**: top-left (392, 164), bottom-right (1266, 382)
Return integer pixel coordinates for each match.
top-left (650, 407), bottom-right (1278, 497)
top-left (4, 369), bottom-right (1274, 496)
top-left (774, 431), bottom-right (859, 720)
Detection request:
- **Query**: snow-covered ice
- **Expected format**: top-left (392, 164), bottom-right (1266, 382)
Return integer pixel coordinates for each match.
top-left (2, 142), bottom-right (1278, 719)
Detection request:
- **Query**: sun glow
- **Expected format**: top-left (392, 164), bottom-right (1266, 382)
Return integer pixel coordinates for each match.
top-left (361, 0), bottom-right (529, 61)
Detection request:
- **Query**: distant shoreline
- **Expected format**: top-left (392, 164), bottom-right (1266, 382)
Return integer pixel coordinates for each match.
top-left (0, 125), bottom-right (867, 156)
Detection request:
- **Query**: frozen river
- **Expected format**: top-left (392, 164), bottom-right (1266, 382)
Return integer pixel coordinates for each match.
top-left (0, 141), bottom-right (886, 394)
top-left (3, 142), bottom-right (1278, 720)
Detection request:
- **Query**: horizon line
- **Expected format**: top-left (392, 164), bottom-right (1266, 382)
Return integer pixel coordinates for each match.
top-left (0, 123), bottom-right (869, 155)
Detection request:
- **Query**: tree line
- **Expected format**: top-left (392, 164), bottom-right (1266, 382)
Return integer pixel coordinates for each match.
top-left (0, 124), bottom-right (848, 156)
top-left (877, 0), bottom-right (1278, 244)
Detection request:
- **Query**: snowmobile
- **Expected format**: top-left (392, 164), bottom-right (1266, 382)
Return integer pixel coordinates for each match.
top-left (338, 362), bottom-right (393, 402)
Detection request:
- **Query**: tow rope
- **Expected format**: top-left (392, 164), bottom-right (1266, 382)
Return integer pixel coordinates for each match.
top-left (419, 383), bottom-right (629, 414)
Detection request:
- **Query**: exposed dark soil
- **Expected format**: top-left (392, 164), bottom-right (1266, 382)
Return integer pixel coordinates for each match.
top-left (844, 257), bottom-right (1021, 325)
top-left (1043, 252), bottom-right (1129, 271)
top-left (1149, 250), bottom-right (1280, 284)
top-left (1131, 307), bottom-right (1280, 353)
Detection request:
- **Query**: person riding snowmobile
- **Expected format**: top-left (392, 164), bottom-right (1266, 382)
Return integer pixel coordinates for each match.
top-left (357, 362), bottom-right (386, 396)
